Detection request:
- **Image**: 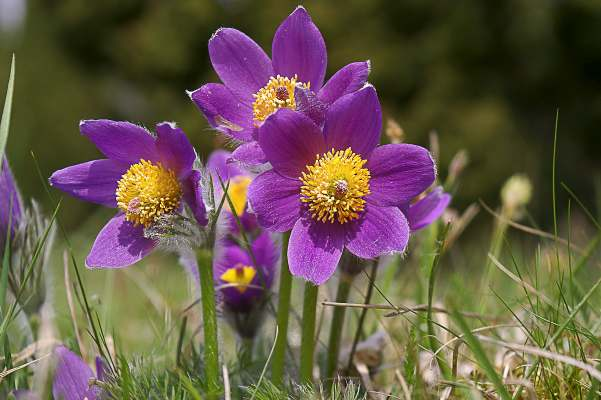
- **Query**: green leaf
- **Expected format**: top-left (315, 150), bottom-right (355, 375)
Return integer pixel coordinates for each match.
top-left (0, 54), bottom-right (15, 167)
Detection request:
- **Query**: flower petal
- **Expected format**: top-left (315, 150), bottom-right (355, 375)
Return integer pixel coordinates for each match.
top-left (49, 159), bottom-right (128, 207)
top-left (206, 149), bottom-right (245, 181)
top-left (258, 109), bottom-right (325, 178)
top-left (86, 213), bottom-right (155, 269)
top-left (0, 159), bottom-right (22, 245)
top-left (251, 231), bottom-right (278, 284)
top-left (189, 83), bottom-right (254, 141)
top-left (209, 28), bottom-right (273, 103)
top-left (324, 85), bottom-right (381, 158)
top-left (318, 61), bottom-right (371, 105)
top-left (367, 144), bottom-right (436, 206)
top-left (80, 119), bottom-right (159, 163)
top-left (288, 216), bottom-right (344, 285)
top-left (272, 6), bottom-right (327, 89)
top-left (247, 170), bottom-right (301, 232)
top-left (231, 141), bottom-right (267, 165)
top-left (155, 122), bottom-right (196, 175)
top-left (183, 170), bottom-right (208, 226)
top-left (52, 346), bottom-right (101, 400)
top-left (405, 187), bottom-right (451, 231)
top-left (345, 205), bottom-right (409, 259)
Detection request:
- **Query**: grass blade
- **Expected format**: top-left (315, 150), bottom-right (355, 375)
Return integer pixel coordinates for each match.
top-left (0, 54), bottom-right (15, 166)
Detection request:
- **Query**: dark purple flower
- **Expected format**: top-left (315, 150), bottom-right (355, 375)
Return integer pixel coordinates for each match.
top-left (0, 159), bottom-right (22, 249)
top-left (206, 149), bottom-right (258, 234)
top-left (189, 6), bottom-right (370, 165)
top-left (403, 187), bottom-right (451, 231)
top-left (49, 120), bottom-right (207, 269)
top-left (52, 346), bottom-right (105, 400)
top-left (214, 231), bottom-right (277, 314)
top-left (247, 86), bottom-right (436, 285)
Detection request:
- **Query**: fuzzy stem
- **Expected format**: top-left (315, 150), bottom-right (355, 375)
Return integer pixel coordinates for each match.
top-left (197, 249), bottom-right (220, 398)
top-left (300, 282), bottom-right (319, 384)
top-left (271, 231), bottom-right (292, 387)
top-left (325, 273), bottom-right (353, 382)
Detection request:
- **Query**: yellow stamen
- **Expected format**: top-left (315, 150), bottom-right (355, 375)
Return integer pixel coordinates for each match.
top-left (115, 160), bottom-right (182, 227)
top-left (220, 264), bottom-right (257, 293)
top-left (300, 148), bottom-right (371, 224)
top-left (252, 75), bottom-right (309, 123)
top-left (226, 175), bottom-right (252, 217)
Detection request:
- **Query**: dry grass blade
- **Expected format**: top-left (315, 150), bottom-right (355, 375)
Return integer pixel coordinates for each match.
top-left (0, 353), bottom-right (50, 381)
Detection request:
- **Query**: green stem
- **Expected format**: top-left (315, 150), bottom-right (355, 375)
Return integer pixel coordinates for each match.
top-left (271, 232), bottom-right (292, 387)
top-left (198, 250), bottom-right (220, 398)
top-left (325, 273), bottom-right (353, 382)
top-left (300, 282), bottom-right (319, 385)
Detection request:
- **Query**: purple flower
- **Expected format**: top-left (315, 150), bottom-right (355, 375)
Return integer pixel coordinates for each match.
top-left (52, 346), bottom-right (105, 400)
top-left (247, 86), bottom-right (436, 285)
top-left (403, 187), bottom-right (451, 231)
top-left (190, 6), bottom-right (370, 165)
top-left (214, 231), bottom-right (277, 314)
top-left (206, 149), bottom-right (258, 234)
top-left (49, 120), bottom-right (207, 268)
top-left (0, 159), bottom-right (22, 250)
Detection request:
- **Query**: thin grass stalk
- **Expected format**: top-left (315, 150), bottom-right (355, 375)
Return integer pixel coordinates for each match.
top-left (300, 282), bottom-right (318, 384)
top-left (271, 231), bottom-right (292, 387)
top-left (197, 249), bottom-right (220, 398)
top-left (325, 272), bottom-right (353, 382)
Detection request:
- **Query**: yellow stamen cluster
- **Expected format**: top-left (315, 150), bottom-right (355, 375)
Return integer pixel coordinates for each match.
top-left (220, 264), bottom-right (257, 293)
top-left (252, 75), bottom-right (309, 123)
top-left (226, 175), bottom-right (252, 216)
top-left (116, 160), bottom-right (182, 227)
top-left (300, 148), bottom-right (371, 224)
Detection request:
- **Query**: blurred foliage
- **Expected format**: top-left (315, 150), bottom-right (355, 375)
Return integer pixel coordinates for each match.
top-left (0, 0), bottom-right (600, 229)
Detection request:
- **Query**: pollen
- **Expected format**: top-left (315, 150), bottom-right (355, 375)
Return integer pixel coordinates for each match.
top-left (252, 75), bottom-right (309, 123)
top-left (221, 264), bottom-right (257, 293)
top-left (226, 175), bottom-right (252, 217)
top-left (300, 148), bottom-right (371, 224)
top-left (115, 160), bottom-right (182, 227)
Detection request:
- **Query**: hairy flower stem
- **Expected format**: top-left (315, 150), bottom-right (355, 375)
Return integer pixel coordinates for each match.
top-left (346, 260), bottom-right (378, 373)
top-left (197, 249), bottom-right (220, 399)
top-left (325, 273), bottom-right (354, 383)
top-left (271, 231), bottom-right (292, 387)
top-left (300, 282), bottom-right (319, 384)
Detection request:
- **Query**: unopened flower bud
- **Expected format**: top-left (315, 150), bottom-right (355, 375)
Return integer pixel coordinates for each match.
top-left (501, 174), bottom-right (532, 217)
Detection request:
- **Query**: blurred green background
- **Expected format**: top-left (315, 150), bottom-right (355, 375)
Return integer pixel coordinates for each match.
top-left (1, 0), bottom-right (600, 229)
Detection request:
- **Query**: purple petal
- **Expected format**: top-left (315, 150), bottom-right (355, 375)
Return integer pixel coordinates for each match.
top-left (207, 149), bottom-right (245, 182)
top-left (86, 213), bottom-right (156, 269)
top-left (231, 141), bottom-right (267, 165)
top-left (214, 243), bottom-right (252, 280)
top-left (288, 216), bottom-right (344, 285)
top-left (52, 346), bottom-right (100, 400)
top-left (318, 61), bottom-right (371, 105)
top-left (367, 144), bottom-right (436, 206)
top-left (324, 85), bottom-right (381, 158)
top-left (225, 210), bottom-right (259, 235)
top-left (405, 187), bottom-right (451, 231)
top-left (295, 86), bottom-right (327, 126)
top-left (49, 159), bottom-right (128, 208)
top-left (80, 120), bottom-right (159, 164)
top-left (155, 122), bottom-right (196, 176)
top-left (247, 170), bottom-right (301, 232)
top-left (272, 6), bottom-right (327, 89)
top-left (251, 231), bottom-right (279, 286)
top-left (258, 109), bottom-right (325, 178)
top-left (189, 83), bottom-right (254, 141)
top-left (209, 28), bottom-right (273, 104)
top-left (11, 390), bottom-right (40, 400)
top-left (0, 159), bottom-right (22, 245)
top-left (95, 357), bottom-right (107, 381)
top-left (183, 170), bottom-right (208, 226)
top-left (345, 205), bottom-right (409, 259)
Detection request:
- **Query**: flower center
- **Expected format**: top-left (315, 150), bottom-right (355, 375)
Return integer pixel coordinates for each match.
top-left (115, 160), bottom-right (182, 227)
top-left (225, 175), bottom-right (252, 217)
top-left (300, 148), bottom-right (371, 224)
top-left (220, 264), bottom-right (257, 293)
top-left (252, 75), bottom-right (309, 123)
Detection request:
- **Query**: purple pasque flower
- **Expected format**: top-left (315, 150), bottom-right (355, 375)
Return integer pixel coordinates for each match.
top-left (247, 86), bottom-right (436, 285)
top-left (0, 158), bottom-right (22, 249)
top-left (206, 149), bottom-right (258, 234)
top-left (52, 346), bottom-right (106, 400)
top-left (49, 120), bottom-right (207, 268)
top-left (403, 186), bottom-right (451, 231)
top-left (189, 6), bottom-right (370, 165)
